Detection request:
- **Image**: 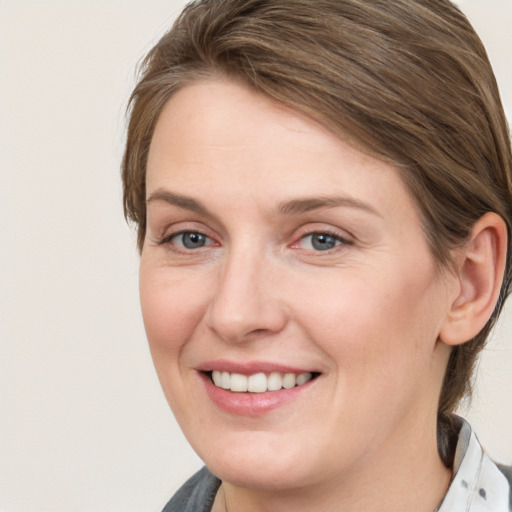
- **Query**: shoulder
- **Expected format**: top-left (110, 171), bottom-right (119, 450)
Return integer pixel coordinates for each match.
top-left (497, 463), bottom-right (512, 484)
top-left (496, 464), bottom-right (512, 511)
top-left (161, 467), bottom-right (221, 512)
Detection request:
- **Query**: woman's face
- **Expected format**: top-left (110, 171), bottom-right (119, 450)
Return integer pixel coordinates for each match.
top-left (140, 79), bottom-right (455, 490)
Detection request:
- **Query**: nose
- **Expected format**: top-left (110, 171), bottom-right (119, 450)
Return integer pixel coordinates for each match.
top-left (205, 246), bottom-right (288, 344)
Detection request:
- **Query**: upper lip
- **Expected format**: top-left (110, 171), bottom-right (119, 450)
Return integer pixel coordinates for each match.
top-left (197, 359), bottom-right (318, 375)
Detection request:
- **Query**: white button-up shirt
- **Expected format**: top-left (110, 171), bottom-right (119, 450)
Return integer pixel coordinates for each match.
top-left (437, 419), bottom-right (510, 511)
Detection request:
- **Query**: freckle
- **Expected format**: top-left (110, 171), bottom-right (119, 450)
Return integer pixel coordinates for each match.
top-left (479, 488), bottom-right (487, 499)
top-left (461, 480), bottom-right (468, 488)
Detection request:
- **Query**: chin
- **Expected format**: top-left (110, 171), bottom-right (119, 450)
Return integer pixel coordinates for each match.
top-left (191, 428), bottom-right (327, 490)
top-left (208, 457), bottom-right (310, 491)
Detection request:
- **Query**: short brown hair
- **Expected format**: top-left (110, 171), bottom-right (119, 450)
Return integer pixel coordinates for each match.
top-left (122, 0), bottom-right (512, 425)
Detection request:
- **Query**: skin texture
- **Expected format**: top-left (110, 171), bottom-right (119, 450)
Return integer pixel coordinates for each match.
top-left (140, 78), bottom-right (467, 512)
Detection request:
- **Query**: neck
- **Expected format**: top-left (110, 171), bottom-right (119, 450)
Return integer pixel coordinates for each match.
top-left (215, 419), bottom-right (451, 512)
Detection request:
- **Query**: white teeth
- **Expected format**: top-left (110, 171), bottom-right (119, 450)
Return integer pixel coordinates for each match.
top-left (212, 370), bottom-right (222, 387)
top-left (296, 372), bottom-right (312, 386)
top-left (247, 373), bottom-right (267, 393)
top-left (267, 372), bottom-right (283, 391)
top-left (221, 371), bottom-right (231, 389)
top-left (210, 370), bottom-right (314, 393)
top-left (283, 373), bottom-right (297, 389)
top-left (230, 373), bottom-right (248, 392)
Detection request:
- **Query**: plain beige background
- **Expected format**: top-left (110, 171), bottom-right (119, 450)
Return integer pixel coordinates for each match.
top-left (0, 1), bottom-right (510, 511)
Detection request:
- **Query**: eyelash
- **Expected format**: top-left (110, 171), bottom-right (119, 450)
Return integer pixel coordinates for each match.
top-left (157, 230), bottom-right (215, 250)
top-left (157, 228), bottom-right (351, 254)
top-left (294, 230), bottom-right (351, 252)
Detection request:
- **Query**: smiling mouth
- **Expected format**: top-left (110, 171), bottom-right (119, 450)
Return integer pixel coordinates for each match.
top-left (207, 370), bottom-right (320, 393)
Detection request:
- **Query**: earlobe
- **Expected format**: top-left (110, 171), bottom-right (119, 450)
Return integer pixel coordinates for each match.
top-left (439, 212), bottom-right (508, 347)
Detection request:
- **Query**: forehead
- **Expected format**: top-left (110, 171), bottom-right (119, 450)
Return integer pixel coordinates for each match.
top-left (146, 78), bottom-right (419, 223)
top-left (148, 78), bottom-right (351, 174)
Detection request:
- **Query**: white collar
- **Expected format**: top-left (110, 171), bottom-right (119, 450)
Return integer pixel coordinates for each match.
top-left (436, 418), bottom-right (510, 512)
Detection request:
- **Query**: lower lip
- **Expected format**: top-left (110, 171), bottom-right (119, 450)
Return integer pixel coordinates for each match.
top-left (200, 372), bottom-right (317, 416)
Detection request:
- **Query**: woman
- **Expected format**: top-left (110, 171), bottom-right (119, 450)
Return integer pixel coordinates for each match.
top-left (122, 1), bottom-right (512, 510)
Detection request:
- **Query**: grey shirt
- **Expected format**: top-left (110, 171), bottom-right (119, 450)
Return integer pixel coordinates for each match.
top-left (162, 466), bottom-right (220, 512)
top-left (161, 419), bottom-right (511, 512)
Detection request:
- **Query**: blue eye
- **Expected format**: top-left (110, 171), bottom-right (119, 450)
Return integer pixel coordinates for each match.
top-left (172, 232), bottom-right (210, 249)
top-left (300, 233), bottom-right (342, 251)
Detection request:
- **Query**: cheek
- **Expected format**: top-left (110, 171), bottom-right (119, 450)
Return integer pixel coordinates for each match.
top-left (293, 262), bottom-right (444, 390)
top-left (139, 265), bottom-right (209, 361)
top-left (139, 265), bottom-right (215, 422)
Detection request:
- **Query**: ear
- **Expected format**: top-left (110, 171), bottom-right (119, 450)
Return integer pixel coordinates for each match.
top-left (440, 212), bottom-right (508, 346)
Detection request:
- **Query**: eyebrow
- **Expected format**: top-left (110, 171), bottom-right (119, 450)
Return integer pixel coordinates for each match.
top-left (278, 196), bottom-right (381, 217)
top-left (146, 189), bottom-right (212, 216)
top-left (146, 189), bottom-right (381, 218)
